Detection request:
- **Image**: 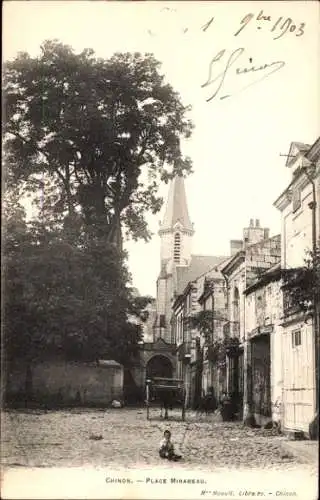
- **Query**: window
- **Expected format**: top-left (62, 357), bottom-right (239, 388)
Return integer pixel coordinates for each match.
top-left (292, 329), bottom-right (301, 347)
top-left (174, 233), bottom-right (181, 263)
top-left (292, 185), bottom-right (301, 213)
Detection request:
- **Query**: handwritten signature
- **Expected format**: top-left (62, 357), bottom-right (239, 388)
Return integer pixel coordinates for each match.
top-left (202, 47), bottom-right (285, 101)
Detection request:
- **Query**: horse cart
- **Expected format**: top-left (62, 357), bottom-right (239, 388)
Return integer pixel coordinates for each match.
top-left (145, 377), bottom-right (186, 421)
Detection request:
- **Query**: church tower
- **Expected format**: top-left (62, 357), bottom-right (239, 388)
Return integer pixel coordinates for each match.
top-left (154, 175), bottom-right (194, 343)
top-left (159, 175), bottom-right (194, 266)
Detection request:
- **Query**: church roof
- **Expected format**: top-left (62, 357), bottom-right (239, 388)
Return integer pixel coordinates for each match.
top-left (176, 254), bottom-right (228, 294)
top-left (159, 175), bottom-right (193, 232)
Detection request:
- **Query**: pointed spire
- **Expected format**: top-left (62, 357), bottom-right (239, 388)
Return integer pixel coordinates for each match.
top-left (159, 175), bottom-right (194, 234)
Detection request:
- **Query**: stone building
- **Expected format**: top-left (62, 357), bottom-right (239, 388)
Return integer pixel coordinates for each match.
top-left (198, 273), bottom-right (228, 404)
top-left (244, 263), bottom-right (283, 427)
top-left (220, 221), bottom-right (281, 420)
top-left (172, 280), bottom-right (199, 408)
top-left (274, 138), bottom-right (320, 437)
top-left (171, 264), bottom-right (228, 408)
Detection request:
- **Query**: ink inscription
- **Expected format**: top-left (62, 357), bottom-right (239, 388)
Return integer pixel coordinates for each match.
top-left (202, 48), bottom-right (285, 101)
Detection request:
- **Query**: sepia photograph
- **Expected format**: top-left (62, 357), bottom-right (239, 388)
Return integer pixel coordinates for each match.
top-left (1, 1), bottom-right (319, 499)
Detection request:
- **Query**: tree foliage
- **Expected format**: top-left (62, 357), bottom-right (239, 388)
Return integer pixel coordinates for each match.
top-left (3, 41), bottom-right (193, 376)
top-left (3, 193), bottom-right (152, 369)
top-left (282, 244), bottom-right (320, 314)
top-left (4, 40), bottom-right (193, 242)
top-left (187, 310), bottom-right (226, 340)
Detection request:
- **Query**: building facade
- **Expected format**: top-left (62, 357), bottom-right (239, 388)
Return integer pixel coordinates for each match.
top-left (221, 220), bottom-right (281, 421)
top-left (274, 138), bottom-right (320, 436)
top-left (244, 264), bottom-right (283, 427)
top-left (172, 280), bottom-right (199, 408)
top-left (198, 274), bottom-right (228, 405)
top-left (172, 265), bottom-right (228, 408)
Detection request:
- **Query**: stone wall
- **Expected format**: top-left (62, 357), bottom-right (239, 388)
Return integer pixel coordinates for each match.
top-left (5, 360), bottom-right (123, 406)
top-left (246, 235), bottom-right (281, 287)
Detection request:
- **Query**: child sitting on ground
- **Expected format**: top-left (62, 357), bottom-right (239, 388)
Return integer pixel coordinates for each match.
top-left (159, 430), bottom-right (182, 461)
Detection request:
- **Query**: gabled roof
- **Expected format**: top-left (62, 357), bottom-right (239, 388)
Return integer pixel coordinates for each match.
top-left (159, 175), bottom-right (194, 233)
top-left (176, 254), bottom-right (228, 294)
top-left (274, 137), bottom-right (320, 210)
top-left (285, 141), bottom-right (311, 167)
top-left (198, 275), bottom-right (225, 303)
top-left (220, 250), bottom-right (245, 276)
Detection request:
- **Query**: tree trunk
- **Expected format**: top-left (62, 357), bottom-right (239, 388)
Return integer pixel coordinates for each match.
top-left (106, 210), bottom-right (123, 251)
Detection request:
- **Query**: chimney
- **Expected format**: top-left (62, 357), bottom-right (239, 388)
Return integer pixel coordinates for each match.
top-left (250, 219), bottom-right (254, 227)
top-left (264, 228), bottom-right (270, 239)
top-left (255, 219), bottom-right (260, 227)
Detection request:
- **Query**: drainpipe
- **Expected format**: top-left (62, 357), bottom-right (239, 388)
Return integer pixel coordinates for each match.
top-left (243, 291), bottom-right (252, 425)
top-left (221, 272), bottom-right (230, 396)
top-left (211, 292), bottom-right (215, 390)
top-left (302, 165), bottom-right (318, 413)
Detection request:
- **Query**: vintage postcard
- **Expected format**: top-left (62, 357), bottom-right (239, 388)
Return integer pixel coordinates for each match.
top-left (2, 1), bottom-right (319, 499)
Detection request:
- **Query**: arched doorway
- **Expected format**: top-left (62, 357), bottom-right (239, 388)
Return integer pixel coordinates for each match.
top-left (146, 355), bottom-right (173, 379)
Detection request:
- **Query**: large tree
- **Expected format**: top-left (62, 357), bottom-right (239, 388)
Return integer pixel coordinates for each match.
top-left (4, 40), bottom-right (193, 242)
top-left (3, 42), bottom-right (193, 400)
top-left (3, 199), bottom-right (152, 389)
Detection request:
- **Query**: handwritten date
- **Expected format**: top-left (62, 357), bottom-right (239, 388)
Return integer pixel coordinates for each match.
top-left (235, 10), bottom-right (305, 40)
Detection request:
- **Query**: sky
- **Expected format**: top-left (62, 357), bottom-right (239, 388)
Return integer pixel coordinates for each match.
top-left (3, 1), bottom-right (320, 297)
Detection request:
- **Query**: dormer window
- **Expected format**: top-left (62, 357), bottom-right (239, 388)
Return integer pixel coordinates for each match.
top-left (174, 232), bottom-right (181, 263)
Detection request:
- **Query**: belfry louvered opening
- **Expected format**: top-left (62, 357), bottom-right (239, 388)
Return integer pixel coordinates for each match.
top-left (174, 232), bottom-right (181, 263)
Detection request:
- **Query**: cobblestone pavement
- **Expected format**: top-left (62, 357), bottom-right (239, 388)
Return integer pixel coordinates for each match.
top-left (1, 408), bottom-right (318, 473)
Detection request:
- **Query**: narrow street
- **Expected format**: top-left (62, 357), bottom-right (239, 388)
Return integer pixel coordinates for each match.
top-left (1, 408), bottom-right (317, 472)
